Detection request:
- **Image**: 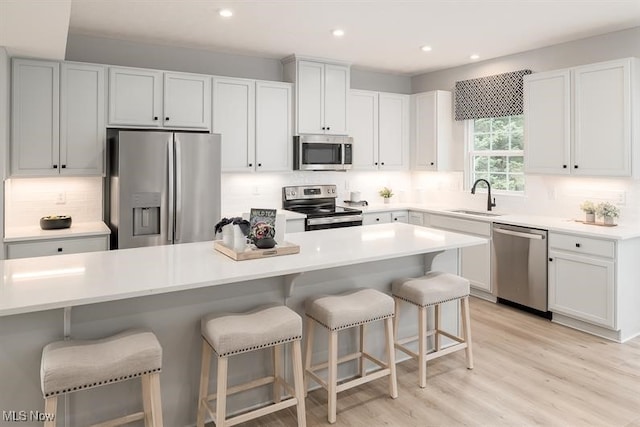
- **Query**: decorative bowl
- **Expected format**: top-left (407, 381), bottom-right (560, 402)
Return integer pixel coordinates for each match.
top-left (254, 237), bottom-right (276, 249)
top-left (40, 215), bottom-right (72, 230)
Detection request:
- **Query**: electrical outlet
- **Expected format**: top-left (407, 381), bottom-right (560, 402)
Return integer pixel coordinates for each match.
top-left (56, 192), bottom-right (66, 204)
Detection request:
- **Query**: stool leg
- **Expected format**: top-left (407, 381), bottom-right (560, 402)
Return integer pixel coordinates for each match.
top-left (435, 303), bottom-right (441, 352)
top-left (384, 317), bottom-right (398, 399)
top-left (148, 373), bottom-right (164, 427)
top-left (393, 298), bottom-right (400, 346)
top-left (461, 296), bottom-right (474, 369)
top-left (273, 344), bottom-right (283, 403)
top-left (44, 396), bottom-right (57, 427)
top-left (359, 324), bottom-right (366, 377)
top-left (196, 341), bottom-right (212, 427)
top-left (418, 306), bottom-right (427, 388)
top-left (303, 318), bottom-right (315, 397)
top-left (216, 356), bottom-right (229, 427)
top-left (291, 340), bottom-right (307, 427)
top-left (327, 330), bottom-right (338, 424)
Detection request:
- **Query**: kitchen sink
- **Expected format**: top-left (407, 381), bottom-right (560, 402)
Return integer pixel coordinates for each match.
top-left (448, 209), bottom-right (503, 217)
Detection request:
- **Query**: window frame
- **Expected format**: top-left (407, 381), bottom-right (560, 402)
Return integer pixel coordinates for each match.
top-left (466, 115), bottom-right (525, 195)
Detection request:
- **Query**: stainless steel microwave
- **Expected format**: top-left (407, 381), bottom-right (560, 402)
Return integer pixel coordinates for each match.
top-left (293, 135), bottom-right (353, 171)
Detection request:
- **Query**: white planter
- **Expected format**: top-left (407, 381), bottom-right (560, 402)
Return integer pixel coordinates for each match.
top-left (383, 198), bottom-right (390, 204)
top-left (603, 216), bottom-right (616, 225)
top-left (585, 213), bottom-right (595, 223)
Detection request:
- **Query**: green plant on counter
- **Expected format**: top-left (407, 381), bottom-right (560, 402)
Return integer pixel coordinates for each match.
top-left (579, 200), bottom-right (596, 214)
top-left (379, 187), bottom-right (394, 198)
top-left (596, 202), bottom-right (620, 218)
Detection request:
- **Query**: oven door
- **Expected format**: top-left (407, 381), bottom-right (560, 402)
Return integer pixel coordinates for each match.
top-left (306, 215), bottom-right (363, 231)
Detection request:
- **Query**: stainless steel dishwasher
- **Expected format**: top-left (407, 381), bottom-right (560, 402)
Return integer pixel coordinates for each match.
top-left (491, 223), bottom-right (549, 316)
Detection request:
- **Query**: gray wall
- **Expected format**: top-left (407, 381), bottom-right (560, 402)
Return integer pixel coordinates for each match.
top-left (412, 26), bottom-right (640, 92)
top-left (65, 33), bottom-right (412, 92)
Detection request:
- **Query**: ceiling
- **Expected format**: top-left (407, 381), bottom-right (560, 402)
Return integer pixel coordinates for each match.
top-left (3, 1), bottom-right (640, 74)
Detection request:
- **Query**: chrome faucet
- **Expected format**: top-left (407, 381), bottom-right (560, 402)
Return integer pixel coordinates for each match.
top-left (471, 179), bottom-right (497, 211)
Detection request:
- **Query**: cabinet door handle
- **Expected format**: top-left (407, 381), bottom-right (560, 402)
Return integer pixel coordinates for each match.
top-left (575, 243), bottom-right (581, 248)
top-left (376, 218), bottom-right (380, 221)
top-left (563, 165), bottom-right (567, 168)
top-left (248, 163), bottom-right (253, 167)
top-left (549, 257), bottom-right (553, 262)
top-left (321, 127), bottom-right (326, 130)
top-left (430, 162), bottom-right (434, 166)
top-left (574, 165), bottom-right (579, 169)
top-left (327, 127), bottom-right (330, 130)
top-left (258, 163), bottom-right (262, 167)
top-left (394, 218), bottom-right (398, 221)
top-left (381, 162), bottom-right (385, 165)
top-left (374, 162), bottom-right (378, 165)
top-left (57, 248), bottom-right (63, 252)
top-left (53, 165), bottom-right (58, 169)
top-left (153, 116), bottom-right (159, 121)
top-left (165, 117), bottom-right (170, 121)
top-left (61, 165), bottom-right (66, 169)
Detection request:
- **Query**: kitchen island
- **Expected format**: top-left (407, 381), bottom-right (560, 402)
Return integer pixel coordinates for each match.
top-left (0, 223), bottom-right (485, 426)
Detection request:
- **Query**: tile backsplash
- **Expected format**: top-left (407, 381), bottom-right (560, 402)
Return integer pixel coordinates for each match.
top-left (5, 177), bottom-right (103, 228)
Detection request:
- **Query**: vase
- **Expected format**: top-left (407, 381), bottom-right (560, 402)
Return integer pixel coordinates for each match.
top-left (585, 213), bottom-right (595, 223)
top-left (603, 216), bottom-right (615, 225)
top-left (383, 198), bottom-right (390, 204)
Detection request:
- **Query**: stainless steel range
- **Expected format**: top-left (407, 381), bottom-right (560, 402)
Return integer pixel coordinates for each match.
top-left (283, 185), bottom-right (363, 231)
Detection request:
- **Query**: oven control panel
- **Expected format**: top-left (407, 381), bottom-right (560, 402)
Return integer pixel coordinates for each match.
top-left (283, 185), bottom-right (337, 200)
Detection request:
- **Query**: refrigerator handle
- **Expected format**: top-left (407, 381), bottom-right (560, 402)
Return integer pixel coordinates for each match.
top-left (175, 136), bottom-right (182, 243)
top-left (167, 139), bottom-right (175, 243)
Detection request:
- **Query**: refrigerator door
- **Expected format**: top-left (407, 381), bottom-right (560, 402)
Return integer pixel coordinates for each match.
top-left (173, 132), bottom-right (221, 244)
top-left (109, 130), bottom-right (172, 249)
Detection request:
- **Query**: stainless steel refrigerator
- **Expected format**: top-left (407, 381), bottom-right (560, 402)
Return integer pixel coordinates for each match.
top-left (105, 129), bottom-right (221, 249)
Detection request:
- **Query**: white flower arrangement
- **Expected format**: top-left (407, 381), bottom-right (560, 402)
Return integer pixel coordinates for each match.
top-left (596, 202), bottom-right (620, 219)
top-left (579, 200), bottom-right (596, 214)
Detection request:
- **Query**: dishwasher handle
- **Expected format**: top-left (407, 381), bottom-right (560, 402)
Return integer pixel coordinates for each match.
top-left (493, 227), bottom-right (545, 240)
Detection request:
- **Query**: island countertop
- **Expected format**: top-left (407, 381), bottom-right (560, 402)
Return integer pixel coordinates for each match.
top-left (0, 223), bottom-right (486, 317)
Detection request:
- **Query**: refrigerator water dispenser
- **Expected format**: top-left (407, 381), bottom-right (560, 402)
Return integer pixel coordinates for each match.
top-left (132, 192), bottom-right (161, 236)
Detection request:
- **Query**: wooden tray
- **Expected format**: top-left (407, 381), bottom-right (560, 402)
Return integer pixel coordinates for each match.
top-left (574, 219), bottom-right (618, 227)
top-left (214, 240), bottom-right (300, 261)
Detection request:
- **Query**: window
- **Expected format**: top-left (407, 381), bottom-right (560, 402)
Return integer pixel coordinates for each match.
top-left (469, 115), bottom-right (524, 193)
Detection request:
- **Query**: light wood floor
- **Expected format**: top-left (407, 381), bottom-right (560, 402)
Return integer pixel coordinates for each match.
top-left (225, 298), bottom-right (640, 427)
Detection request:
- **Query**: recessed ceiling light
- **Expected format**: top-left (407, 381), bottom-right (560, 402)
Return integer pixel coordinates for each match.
top-left (332, 29), bottom-right (345, 37)
top-left (470, 54), bottom-right (480, 60)
top-left (421, 45), bottom-right (432, 52)
top-left (219, 9), bottom-right (233, 18)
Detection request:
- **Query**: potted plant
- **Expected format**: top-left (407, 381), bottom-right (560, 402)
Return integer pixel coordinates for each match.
top-left (379, 187), bottom-right (394, 204)
top-left (580, 200), bottom-right (596, 223)
top-left (596, 202), bottom-right (620, 225)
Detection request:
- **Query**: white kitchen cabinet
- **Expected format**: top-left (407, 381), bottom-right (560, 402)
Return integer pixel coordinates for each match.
top-left (255, 81), bottom-right (293, 172)
top-left (548, 232), bottom-right (615, 328)
top-left (350, 90), bottom-right (409, 171)
top-left (426, 213), bottom-right (492, 295)
top-left (11, 59), bottom-right (60, 176)
top-left (6, 236), bottom-right (109, 259)
top-left (109, 67), bottom-right (163, 127)
top-left (283, 57), bottom-right (349, 135)
top-left (11, 59), bottom-right (105, 177)
top-left (391, 211), bottom-right (408, 223)
top-left (408, 211), bottom-right (425, 226)
top-left (163, 72), bottom-right (211, 129)
top-left (363, 212), bottom-right (392, 225)
top-left (60, 62), bottom-right (106, 176)
top-left (525, 58), bottom-right (638, 176)
top-left (109, 67), bottom-right (211, 130)
top-left (213, 77), bottom-right (256, 172)
top-left (412, 90), bottom-right (453, 171)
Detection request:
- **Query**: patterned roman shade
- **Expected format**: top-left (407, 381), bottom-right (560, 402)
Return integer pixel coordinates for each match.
top-left (454, 69), bottom-right (532, 120)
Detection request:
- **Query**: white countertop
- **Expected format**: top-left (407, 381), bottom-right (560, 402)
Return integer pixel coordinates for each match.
top-left (0, 223), bottom-right (485, 317)
top-left (351, 203), bottom-right (640, 240)
top-left (4, 221), bottom-right (111, 242)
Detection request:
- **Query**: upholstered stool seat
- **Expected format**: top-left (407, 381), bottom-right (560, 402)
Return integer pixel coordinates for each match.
top-left (40, 328), bottom-right (164, 426)
top-left (392, 272), bottom-right (473, 388)
top-left (197, 305), bottom-right (306, 427)
top-left (304, 289), bottom-right (397, 424)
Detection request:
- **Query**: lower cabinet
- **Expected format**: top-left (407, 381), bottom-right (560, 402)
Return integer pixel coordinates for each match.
top-left (362, 210), bottom-right (407, 225)
top-left (548, 232), bottom-right (616, 328)
top-left (424, 213), bottom-right (492, 294)
top-left (285, 219), bottom-right (305, 234)
top-left (6, 236), bottom-right (109, 259)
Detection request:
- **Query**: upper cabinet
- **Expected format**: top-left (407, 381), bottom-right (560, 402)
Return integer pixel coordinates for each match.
top-left (109, 67), bottom-right (211, 130)
top-left (214, 77), bottom-right (293, 172)
top-left (283, 56), bottom-right (349, 135)
top-left (411, 90), bottom-right (454, 171)
top-left (525, 58), bottom-right (638, 177)
top-left (349, 90), bottom-right (409, 170)
top-left (11, 59), bottom-right (105, 177)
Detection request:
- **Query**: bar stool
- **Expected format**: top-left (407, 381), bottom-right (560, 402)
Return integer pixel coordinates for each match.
top-left (40, 328), bottom-right (163, 427)
top-left (196, 305), bottom-right (306, 427)
top-left (392, 271), bottom-right (473, 388)
top-left (304, 288), bottom-right (397, 424)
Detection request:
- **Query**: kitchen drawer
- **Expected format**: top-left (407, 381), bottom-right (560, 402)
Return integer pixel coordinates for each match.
top-left (391, 211), bottom-right (408, 223)
top-left (548, 232), bottom-right (615, 258)
top-left (7, 236), bottom-right (109, 259)
top-left (409, 211), bottom-right (424, 226)
top-left (429, 214), bottom-right (491, 237)
top-left (363, 212), bottom-right (392, 225)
